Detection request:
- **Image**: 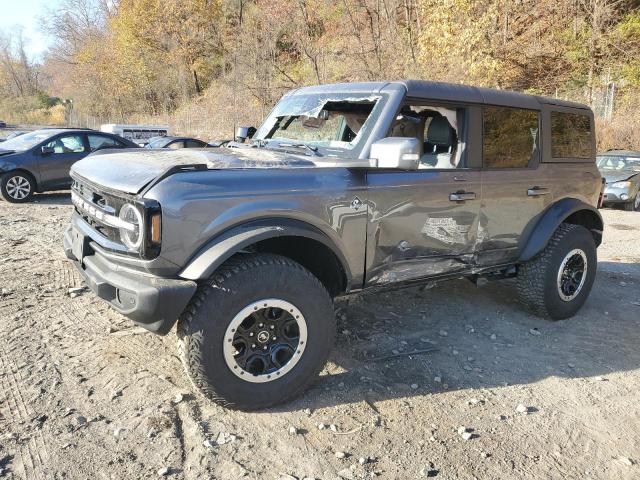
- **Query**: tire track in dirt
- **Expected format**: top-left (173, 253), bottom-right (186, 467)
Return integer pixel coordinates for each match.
top-left (0, 341), bottom-right (50, 480)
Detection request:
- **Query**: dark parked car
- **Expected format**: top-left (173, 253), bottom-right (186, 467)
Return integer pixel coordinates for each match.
top-left (0, 120), bottom-right (6, 128)
top-left (145, 136), bottom-right (210, 149)
top-left (64, 80), bottom-right (603, 410)
top-left (5, 131), bottom-right (27, 140)
top-left (0, 128), bottom-right (138, 202)
top-left (0, 131), bottom-right (27, 143)
top-left (597, 150), bottom-right (640, 211)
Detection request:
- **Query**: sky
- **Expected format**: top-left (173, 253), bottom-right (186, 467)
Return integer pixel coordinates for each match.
top-left (0, 0), bottom-right (61, 59)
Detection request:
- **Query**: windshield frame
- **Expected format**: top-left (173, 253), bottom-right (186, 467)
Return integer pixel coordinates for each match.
top-left (0, 130), bottom-right (57, 152)
top-left (253, 91), bottom-right (389, 159)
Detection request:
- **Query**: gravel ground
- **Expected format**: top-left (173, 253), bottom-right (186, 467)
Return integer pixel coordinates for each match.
top-left (0, 193), bottom-right (639, 480)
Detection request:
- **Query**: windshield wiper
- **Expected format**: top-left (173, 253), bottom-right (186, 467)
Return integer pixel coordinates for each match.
top-left (272, 142), bottom-right (320, 156)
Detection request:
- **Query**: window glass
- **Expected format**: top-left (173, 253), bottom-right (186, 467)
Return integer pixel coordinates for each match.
top-left (88, 135), bottom-right (124, 151)
top-left (185, 139), bottom-right (205, 148)
top-left (168, 141), bottom-right (184, 149)
top-left (596, 155), bottom-right (640, 172)
top-left (387, 104), bottom-right (464, 169)
top-left (0, 130), bottom-right (51, 151)
top-left (254, 92), bottom-right (383, 156)
top-left (45, 135), bottom-right (85, 154)
top-left (550, 112), bottom-right (592, 158)
top-left (483, 107), bottom-right (539, 168)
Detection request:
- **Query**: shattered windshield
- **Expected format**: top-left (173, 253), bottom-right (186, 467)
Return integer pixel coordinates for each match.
top-left (254, 92), bottom-right (382, 156)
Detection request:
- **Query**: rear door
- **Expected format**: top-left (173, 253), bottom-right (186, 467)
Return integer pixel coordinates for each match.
top-left (38, 133), bottom-right (88, 189)
top-left (365, 102), bottom-right (483, 286)
top-left (476, 106), bottom-right (554, 266)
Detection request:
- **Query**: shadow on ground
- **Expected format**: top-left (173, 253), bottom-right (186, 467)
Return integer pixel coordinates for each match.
top-left (32, 192), bottom-right (71, 205)
top-left (272, 260), bottom-right (640, 412)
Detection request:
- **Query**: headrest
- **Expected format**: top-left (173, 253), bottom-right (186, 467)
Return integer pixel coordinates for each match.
top-left (427, 116), bottom-right (453, 145)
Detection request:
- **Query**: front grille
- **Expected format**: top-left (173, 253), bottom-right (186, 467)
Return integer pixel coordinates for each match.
top-left (71, 180), bottom-right (129, 243)
top-left (71, 176), bottom-right (161, 260)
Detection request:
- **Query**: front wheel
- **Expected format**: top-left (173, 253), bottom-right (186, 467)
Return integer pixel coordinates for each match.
top-left (177, 253), bottom-right (335, 410)
top-left (1, 171), bottom-right (35, 203)
top-left (625, 194), bottom-right (640, 212)
top-left (517, 223), bottom-right (597, 320)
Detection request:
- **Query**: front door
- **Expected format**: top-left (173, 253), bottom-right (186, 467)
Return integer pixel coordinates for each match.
top-left (365, 170), bottom-right (481, 285)
top-left (38, 133), bottom-right (88, 189)
top-left (364, 102), bottom-right (482, 286)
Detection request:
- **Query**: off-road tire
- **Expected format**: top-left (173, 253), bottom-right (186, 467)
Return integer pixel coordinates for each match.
top-left (177, 253), bottom-right (335, 410)
top-left (517, 223), bottom-right (597, 320)
top-left (0, 171), bottom-right (35, 203)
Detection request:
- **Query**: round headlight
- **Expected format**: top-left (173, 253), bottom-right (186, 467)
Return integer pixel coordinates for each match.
top-left (621, 193), bottom-right (629, 201)
top-left (119, 203), bottom-right (143, 250)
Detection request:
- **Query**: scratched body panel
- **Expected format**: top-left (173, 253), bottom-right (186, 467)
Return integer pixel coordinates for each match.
top-left (145, 166), bottom-right (368, 285)
top-left (365, 170), bottom-right (482, 285)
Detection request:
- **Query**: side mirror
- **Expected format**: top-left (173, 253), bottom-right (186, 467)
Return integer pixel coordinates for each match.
top-left (235, 126), bottom-right (256, 142)
top-left (369, 137), bottom-right (421, 170)
top-left (41, 145), bottom-right (55, 155)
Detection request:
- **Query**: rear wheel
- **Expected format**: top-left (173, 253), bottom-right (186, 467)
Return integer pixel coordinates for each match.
top-left (177, 253), bottom-right (335, 410)
top-left (1, 171), bottom-right (35, 203)
top-left (517, 223), bottom-right (597, 320)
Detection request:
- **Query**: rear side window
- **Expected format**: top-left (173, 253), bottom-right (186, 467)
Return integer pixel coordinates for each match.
top-left (483, 107), bottom-right (539, 168)
top-left (88, 134), bottom-right (125, 151)
top-left (550, 112), bottom-right (592, 158)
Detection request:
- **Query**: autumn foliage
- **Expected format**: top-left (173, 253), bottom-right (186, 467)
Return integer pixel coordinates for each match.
top-left (1, 0), bottom-right (640, 149)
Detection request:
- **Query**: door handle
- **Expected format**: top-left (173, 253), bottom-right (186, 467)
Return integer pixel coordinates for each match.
top-left (449, 191), bottom-right (476, 202)
top-left (527, 187), bottom-right (550, 196)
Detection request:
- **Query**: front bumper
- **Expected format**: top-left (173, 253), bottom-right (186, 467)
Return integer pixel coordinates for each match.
top-left (63, 226), bottom-right (197, 335)
top-left (603, 186), bottom-right (633, 204)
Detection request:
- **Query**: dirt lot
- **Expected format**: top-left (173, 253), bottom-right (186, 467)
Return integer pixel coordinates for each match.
top-left (0, 194), bottom-right (639, 480)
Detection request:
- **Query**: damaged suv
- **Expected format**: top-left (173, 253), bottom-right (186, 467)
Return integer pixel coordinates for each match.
top-left (64, 81), bottom-right (603, 410)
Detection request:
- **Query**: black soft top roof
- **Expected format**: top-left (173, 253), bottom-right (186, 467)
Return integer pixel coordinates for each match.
top-left (294, 80), bottom-right (590, 111)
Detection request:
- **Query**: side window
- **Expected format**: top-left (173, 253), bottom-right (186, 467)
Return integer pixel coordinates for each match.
top-left (550, 111), bottom-right (592, 158)
top-left (185, 139), bottom-right (204, 148)
top-left (168, 141), bottom-right (184, 149)
top-left (88, 134), bottom-right (124, 151)
top-left (483, 107), bottom-right (539, 168)
top-left (45, 135), bottom-right (85, 154)
top-left (387, 104), bottom-right (465, 169)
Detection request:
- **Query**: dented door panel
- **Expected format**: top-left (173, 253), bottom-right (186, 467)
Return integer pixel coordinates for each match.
top-left (476, 167), bottom-right (554, 265)
top-left (365, 170), bottom-right (481, 285)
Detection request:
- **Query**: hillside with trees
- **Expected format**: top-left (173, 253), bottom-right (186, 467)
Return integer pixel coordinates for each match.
top-left (2, 0), bottom-right (640, 148)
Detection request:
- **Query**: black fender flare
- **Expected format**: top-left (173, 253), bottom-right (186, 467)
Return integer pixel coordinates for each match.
top-left (518, 198), bottom-right (603, 262)
top-left (178, 218), bottom-right (352, 288)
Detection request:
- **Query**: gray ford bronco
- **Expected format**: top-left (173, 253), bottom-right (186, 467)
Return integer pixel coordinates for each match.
top-left (63, 81), bottom-right (603, 410)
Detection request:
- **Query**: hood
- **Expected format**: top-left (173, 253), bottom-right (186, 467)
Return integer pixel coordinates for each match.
top-left (600, 169), bottom-right (638, 184)
top-left (71, 147), bottom-right (320, 194)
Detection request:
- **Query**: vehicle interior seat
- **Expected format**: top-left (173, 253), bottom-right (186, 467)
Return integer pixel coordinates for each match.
top-left (420, 116), bottom-right (457, 168)
top-left (390, 115), bottom-right (425, 157)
